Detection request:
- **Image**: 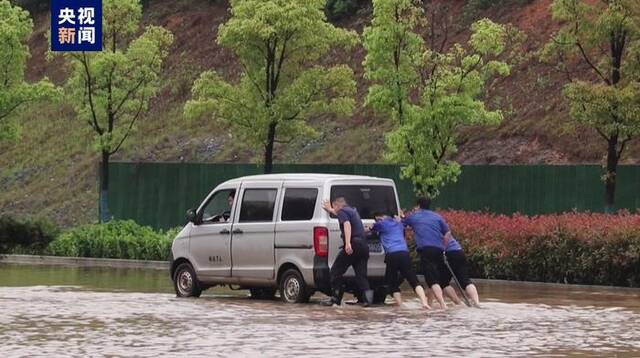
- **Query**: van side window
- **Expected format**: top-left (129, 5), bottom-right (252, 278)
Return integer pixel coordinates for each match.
top-left (281, 188), bottom-right (318, 221)
top-left (239, 189), bottom-right (277, 222)
top-left (201, 189), bottom-right (236, 224)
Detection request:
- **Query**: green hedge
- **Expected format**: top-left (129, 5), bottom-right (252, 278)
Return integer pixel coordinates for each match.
top-left (465, 233), bottom-right (640, 287)
top-left (440, 211), bottom-right (640, 287)
top-left (47, 220), bottom-right (179, 261)
top-left (4, 211), bottom-right (639, 288)
top-left (0, 215), bottom-right (59, 254)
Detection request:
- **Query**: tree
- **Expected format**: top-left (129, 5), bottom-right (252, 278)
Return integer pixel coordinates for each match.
top-left (542, 0), bottom-right (640, 212)
top-left (0, 0), bottom-right (56, 141)
top-left (326, 0), bottom-right (360, 20)
top-left (185, 0), bottom-right (357, 174)
top-left (363, 0), bottom-right (514, 196)
top-left (63, 0), bottom-right (173, 221)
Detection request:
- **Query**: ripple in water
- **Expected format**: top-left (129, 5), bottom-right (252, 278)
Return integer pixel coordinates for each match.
top-left (0, 286), bottom-right (639, 357)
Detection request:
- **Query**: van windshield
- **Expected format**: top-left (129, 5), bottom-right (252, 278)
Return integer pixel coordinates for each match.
top-left (330, 185), bottom-right (398, 219)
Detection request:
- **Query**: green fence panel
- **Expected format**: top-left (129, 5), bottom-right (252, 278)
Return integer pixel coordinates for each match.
top-left (107, 162), bottom-right (640, 229)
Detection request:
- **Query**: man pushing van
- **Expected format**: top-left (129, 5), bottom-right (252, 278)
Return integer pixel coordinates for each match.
top-left (321, 197), bottom-right (374, 306)
top-left (440, 237), bottom-right (481, 307)
top-left (401, 197), bottom-right (451, 310)
top-left (369, 212), bottom-right (431, 309)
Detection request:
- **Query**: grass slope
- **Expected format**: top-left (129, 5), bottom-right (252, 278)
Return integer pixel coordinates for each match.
top-left (1, 0), bottom-right (638, 227)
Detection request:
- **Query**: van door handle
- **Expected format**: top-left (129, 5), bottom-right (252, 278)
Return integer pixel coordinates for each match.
top-left (219, 229), bottom-right (230, 234)
top-left (232, 229), bottom-right (243, 234)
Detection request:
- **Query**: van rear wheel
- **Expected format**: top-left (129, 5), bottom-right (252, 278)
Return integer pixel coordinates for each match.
top-left (174, 262), bottom-right (202, 298)
top-left (279, 269), bottom-right (310, 303)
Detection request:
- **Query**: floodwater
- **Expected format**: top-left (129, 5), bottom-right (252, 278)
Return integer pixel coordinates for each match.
top-left (1, 264), bottom-right (639, 357)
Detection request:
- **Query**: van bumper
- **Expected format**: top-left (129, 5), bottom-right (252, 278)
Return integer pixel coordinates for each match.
top-left (168, 251), bottom-right (175, 280)
top-left (312, 256), bottom-right (331, 295)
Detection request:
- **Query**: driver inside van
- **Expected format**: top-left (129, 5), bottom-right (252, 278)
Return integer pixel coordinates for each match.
top-left (218, 190), bottom-right (236, 222)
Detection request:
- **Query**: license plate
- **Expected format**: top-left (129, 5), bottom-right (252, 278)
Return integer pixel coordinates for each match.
top-left (368, 241), bottom-right (382, 253)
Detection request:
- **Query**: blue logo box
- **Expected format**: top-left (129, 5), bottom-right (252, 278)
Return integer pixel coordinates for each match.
top-left (51, 0), bottom-right (102, 52)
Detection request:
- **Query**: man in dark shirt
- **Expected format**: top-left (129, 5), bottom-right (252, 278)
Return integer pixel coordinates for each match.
top-left (440, 237), bottom-right (481, 307)
top-left (321, 197), bottom-right (373, 306)
top-left (369, 212), bottom-right (431, 309)
top-left (402, 197), bottom-right (453, 310)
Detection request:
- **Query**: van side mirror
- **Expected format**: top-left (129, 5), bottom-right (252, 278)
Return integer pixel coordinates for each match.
top-left (186, 208), bottom-right (198, 224)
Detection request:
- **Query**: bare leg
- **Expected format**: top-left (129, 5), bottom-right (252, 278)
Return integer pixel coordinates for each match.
top-left (443, 286), bottom-right (463, 305)
top-left (430, 284), bottom-right (447, 310)
top-left (465, 284), bottom-right (480, 306)
top-left (426, 288), bottom-right (435, 307)
top-left (414, 286), bottom-right (432, 310)
top-left (392, 292), bottom-right (403, 306)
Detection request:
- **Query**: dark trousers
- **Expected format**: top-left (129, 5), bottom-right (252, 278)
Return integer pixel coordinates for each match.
top-left (440, 250), bottom-right (472, 289)
top-left (384, 251), bottom-right (420, 295)
top-left (330, 237), bottom-right (370, 298)
top-left (419, 246), bottom-right (446, 288)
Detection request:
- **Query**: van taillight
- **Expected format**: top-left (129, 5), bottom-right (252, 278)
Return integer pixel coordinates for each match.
top-left (313, 226), bottom-right (329, 257)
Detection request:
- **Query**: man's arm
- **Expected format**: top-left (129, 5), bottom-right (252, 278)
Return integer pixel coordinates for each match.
top-left (439, 217), bottom-right (451, 248)
top-left (321, 200), bottom-right (337, 216)
top-left (394, 209), bottom-right (404, 222)
top-left (343, 221), bottom-right (353, 255)
top-left (443, 231), bottom-right (453, 248)
top-left (401, 214), bottom-right (413, 227)
top-left (368, 221), bottom-right (381, 233)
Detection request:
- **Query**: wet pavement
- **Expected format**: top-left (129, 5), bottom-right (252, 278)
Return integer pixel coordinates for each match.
top-left (1, 264), bottom-right (639, 357)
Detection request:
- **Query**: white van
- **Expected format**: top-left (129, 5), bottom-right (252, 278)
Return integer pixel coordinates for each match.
top-left (170, 173), bottom-right (401, 303)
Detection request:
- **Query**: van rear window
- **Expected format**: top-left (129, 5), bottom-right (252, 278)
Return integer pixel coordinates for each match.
top-left (330, 185), bottom-right (398, 219)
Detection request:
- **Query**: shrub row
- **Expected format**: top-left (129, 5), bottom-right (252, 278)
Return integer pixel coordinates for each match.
top-left (3, 211), bottom-right (639, 287)
top-left (47, 220), bottom-right (179, 261)
top-left (439, 211), bottom-right (640, 287)
top-left (0, 216), bottom-right (59, 254)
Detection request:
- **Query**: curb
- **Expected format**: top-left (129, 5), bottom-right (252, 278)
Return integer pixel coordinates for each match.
top-left (2, 255), bottom-right (638, 291)
top-left (470, 278), bottom-right (640, 291)
top-left (0, 254), bottom-right (169, 270)
top-left (413, 274), bottom-right (639, 291)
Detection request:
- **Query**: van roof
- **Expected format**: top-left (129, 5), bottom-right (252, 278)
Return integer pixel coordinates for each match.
top-left (223, 173), bottom-right (395, 184)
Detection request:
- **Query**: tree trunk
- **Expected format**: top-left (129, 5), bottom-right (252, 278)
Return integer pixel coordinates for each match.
top-left (99, 150), bottom-right (111, 222)
top-left (604, 136), bottom-right (619, 213)
top-left (263, 122), bottom-right (277, 174)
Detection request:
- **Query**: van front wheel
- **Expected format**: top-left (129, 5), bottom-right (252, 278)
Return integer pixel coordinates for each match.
top-left (174, 262), bottom-right (202, 298)
top-left (279, 269), bottom-right (310, 303)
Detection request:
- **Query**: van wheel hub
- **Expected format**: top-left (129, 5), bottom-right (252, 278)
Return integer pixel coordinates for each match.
top-left (284, 277), bottom-right (300, 301)
top-left (178, 270), bottom-right (193, 294)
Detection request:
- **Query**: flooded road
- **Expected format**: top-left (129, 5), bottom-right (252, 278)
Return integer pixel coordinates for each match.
top-left (1, 264), bottom-right (639, 357)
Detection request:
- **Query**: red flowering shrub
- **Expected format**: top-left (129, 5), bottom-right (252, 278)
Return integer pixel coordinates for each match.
top-left (428, 211), bottom-right (640, 287)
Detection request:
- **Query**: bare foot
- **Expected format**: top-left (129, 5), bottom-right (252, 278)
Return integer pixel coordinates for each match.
top-left (421, 301), bottom-right (432, 310)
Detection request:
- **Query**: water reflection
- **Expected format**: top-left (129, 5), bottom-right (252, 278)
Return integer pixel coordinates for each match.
top-left (1, 264), bottom-right (639, 357)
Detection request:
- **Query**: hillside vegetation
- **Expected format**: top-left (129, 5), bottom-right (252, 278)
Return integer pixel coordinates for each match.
top-left (1, 0), bottom-right (639, 227)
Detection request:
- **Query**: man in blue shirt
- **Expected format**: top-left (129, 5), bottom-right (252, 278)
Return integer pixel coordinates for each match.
top-left (321, 197), bottom-right (373, 306)
top-left (369, 212), bottom-right (431, 309)
top-left (402, 197), bottom-right (452, 310)
top-left (440, 237), bottom-right (481, 307)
